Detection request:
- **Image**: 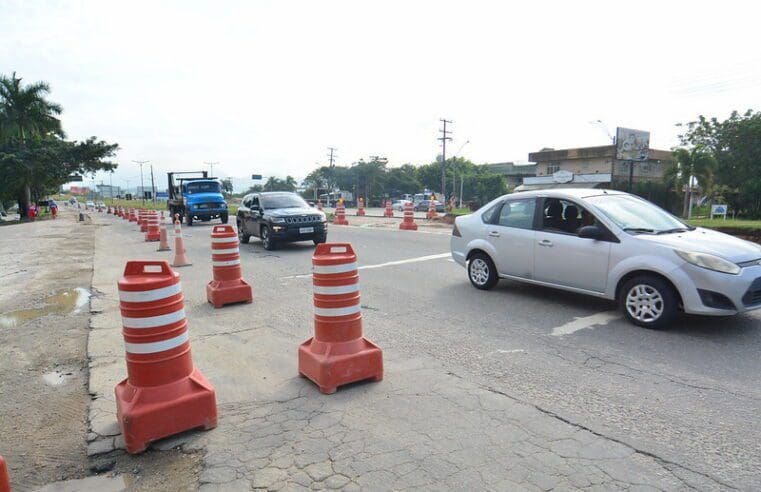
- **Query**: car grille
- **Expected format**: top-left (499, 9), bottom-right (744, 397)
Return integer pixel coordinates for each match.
top-left (285, 215), bottom-right (321, 224)
top-left (742, 277), bottom-right (761, 307)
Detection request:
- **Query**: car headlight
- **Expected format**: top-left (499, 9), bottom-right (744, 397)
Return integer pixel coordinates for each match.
top-left (270, 217), bottom-right (286, 223)
top-left (675, 250), bottom-right (741, 275)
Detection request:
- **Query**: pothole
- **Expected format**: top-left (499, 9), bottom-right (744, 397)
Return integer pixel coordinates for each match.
top-left (0, 287), bottom-right (91, 328)
top-left (42, 369), bottom-right (77, 387)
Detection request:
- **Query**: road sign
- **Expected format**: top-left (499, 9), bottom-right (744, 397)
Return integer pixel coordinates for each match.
top-left (711, 204), bottom-right (728, 219)
top-left (251, 174), bottom-right (263, 180)
top-left (616, 127), bottom-right (650, 161)
top-left (68, 175), bottom-right (83, 182)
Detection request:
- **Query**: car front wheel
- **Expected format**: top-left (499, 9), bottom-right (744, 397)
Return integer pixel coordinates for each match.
top-left (261, 226), bottom-right (276, 250)
top-left (468, 252), bottom-right (498, 290)
top-left (237, 220), bottom-right (250, 244)
top-left (620, 275), bottom-right (678, 329)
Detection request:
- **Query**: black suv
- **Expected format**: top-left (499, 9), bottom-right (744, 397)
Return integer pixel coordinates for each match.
top-left (237, 192), bottom-right (327, 250)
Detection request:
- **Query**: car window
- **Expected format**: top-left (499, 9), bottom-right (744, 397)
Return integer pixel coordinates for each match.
top-left (250, 196), bottom-right (260, 209)
top-left (496, 199), bottom-right (535, 230)
top-left (541, 198), bottom-right (598, 236)
top-left (481, 202), bottom-right (501, 224)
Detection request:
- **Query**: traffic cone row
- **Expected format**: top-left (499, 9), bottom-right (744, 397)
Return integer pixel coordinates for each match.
top-left (426, 199), bottom-right (437, 219)
top-left (356, 198), bottom-right (365, 216)
top-left (400, 201), bottom-right (418, 230)
top-left (333, 201), bottom-right (348, 226)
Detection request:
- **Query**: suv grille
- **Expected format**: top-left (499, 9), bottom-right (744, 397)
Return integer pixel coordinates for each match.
top-left (285, 215), bottom-right (321, 224)
top-left (742, 278), bottom-right (761, 307)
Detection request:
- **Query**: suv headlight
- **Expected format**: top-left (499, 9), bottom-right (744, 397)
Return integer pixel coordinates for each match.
top-left (270, 217), bottom-right (286, 224)
top-left (675, 250), bottom-right (741, 275)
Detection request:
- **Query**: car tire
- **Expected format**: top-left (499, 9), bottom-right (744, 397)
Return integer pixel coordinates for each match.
top-left (313, 234), bottom-right (327, 245)
top-left (468, 252), bottom-right (498, 290)
top-left (261, 226), bottom-right (276, 250)
top-left (185, 214), bottom-right (193, 226)
top-left (237, 220), bottom-right (250, 244)
top-left (619, 275), bottom-right (678, 329)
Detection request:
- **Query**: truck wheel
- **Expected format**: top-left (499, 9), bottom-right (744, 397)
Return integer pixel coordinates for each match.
top-left (185, 214), bottom-right (193, 226)
top-left (220, 212), bottom-right (229, 224)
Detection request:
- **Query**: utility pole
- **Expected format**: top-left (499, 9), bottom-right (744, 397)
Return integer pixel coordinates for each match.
top-left (133, 160), bottom-right (149, 204)
top-left (109, 172), bottom-right (114, 202)
top-left (438, 119), bottom-right (452, 199)
top-left (327, 147), bottom-right (337, 207)
top-left (204, 161), bottom-right (220, 177)
top-left (149, 165), bottom-right (156, 205)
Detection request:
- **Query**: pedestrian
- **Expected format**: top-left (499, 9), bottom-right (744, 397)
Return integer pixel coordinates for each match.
top-left (50, 199), bottom-right (58, 219)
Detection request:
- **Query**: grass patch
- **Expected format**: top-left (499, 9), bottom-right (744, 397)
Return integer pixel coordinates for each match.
top-left (687, 218), bottom-right (761, 231)
top-left (449, 207), bottom-right (472, 216)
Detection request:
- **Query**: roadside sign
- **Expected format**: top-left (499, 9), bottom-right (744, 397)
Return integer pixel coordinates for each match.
top-left (251, 174), bottom-right (263, 180)
top-left (616, 127), bottom-right (650, 161)
top-left (711, 204), bottom-right (728, 220)
top-left (68, 175), bottom-right (83, 182)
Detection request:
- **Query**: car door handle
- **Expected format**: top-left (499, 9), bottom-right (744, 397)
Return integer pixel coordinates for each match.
top-left (538, 239), bottom-right (553, 247)
top-left (488, 231), bottom-right (500, 237)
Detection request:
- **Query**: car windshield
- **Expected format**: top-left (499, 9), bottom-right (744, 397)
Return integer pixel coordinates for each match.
top-left (585, 194), bottom-right (691, 234)
top-left (261, 194), bottom-right (308, 209)
top-left (186, 181), bottom-right (220, 194)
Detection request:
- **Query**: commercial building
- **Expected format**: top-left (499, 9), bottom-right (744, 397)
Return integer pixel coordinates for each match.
top-left (485, 162), bottom-right (537, 188)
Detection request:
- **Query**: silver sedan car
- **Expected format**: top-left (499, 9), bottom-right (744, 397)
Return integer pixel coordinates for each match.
top-left (450, 189), bottom-right (761, 328)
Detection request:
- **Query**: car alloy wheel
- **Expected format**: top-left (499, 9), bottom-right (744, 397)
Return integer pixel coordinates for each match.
top-left (470, 258), bottom-right (490, 286)
top-left (625, 284), bottom-right (664, 323)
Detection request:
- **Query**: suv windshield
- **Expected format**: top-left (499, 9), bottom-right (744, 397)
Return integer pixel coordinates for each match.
top-left (261, 193), bottom-right (308, 209)
top-left (186, 181), bottom-right (221, 194)
top-left (585, 194), bottom-right (691, 234)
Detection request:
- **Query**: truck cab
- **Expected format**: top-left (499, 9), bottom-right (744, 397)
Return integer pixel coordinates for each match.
top-left (167, 172), bottom-right (228, 226)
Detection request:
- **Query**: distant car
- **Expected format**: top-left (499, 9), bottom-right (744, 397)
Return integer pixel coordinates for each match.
top-left (392, 200), bottom-right (411, 211)
top-left (414, 200), bottom-right (445, 212)
top-left (237, 192), bottom-right (328, 250)
top-left (85, 200), bottom-right (95, 208)
top-left (451, 188), bottom-right (761, 329)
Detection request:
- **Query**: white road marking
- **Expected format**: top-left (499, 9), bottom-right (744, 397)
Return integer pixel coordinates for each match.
top-left (551, 311), bottom-right (620, 337)
top-left (495, 349), bottom-right (526, 354)
top-left (283, 253), bottom-right (451, 279)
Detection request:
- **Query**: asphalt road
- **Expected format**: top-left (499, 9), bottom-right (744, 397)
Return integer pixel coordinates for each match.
top-left (86, 214), bottom-right (761, 489)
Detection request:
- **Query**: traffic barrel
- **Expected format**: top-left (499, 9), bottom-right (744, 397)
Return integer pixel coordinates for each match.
top-left (139, 210), bottom-right (149, 232)
top-left (0, 454), bottom-right (10, 492)
top-left (145, 212), bottom-right (160, 242)
top-left (426, 200), bottom-right (436, 219)
top-left (399, 201), bottom-right (418, 230)
top-left (384, 200), bottom-right (394, 218)
top-left (299, 243), bottom-right (383, 394)
top-left (115, 260), bottom-right (217, 453)
top-left (157, 213), bottom-right (171, 251)
top-left (129, 208), bottom-right (137, 222)
top-left (356, 198), bottom-right (365, 216)
top-left (206, 225), bottom-right (253, 308)
top-left (107, 206), bottom-right (112, 214)
top-left (171, 214), bottom-right (192, 267)
top-left (333, 201), bottom-right (348, 226)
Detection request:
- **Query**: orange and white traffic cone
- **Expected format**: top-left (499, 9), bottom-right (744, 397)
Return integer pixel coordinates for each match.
top-left (206, 225), bottom-right (253, 308)
top-left (157, 213), bottom-right (171, 251)
top-left (333, 201), bottom-right (349, 226)
top-left (299, 243), bottom-right (383, 394)
top-left (145, 212), bottom-right (160, 242)
top-left (129, 208), bottom-right (137, 222)
top-left (356, 198), bottom-right (366, 216)
top-left (317, 200), bottom-right (323, 211)
top-left (400, 201), bottom-right (418, 230)
top-left (0, 454), bottom-right (11, 492)
top-left (426, 200), bottom-right (436, 219)
top-left (140, 210), bottom-right (149, 233)
top-left (171, 214), bottom-right (192, 267)
top-left (116, 260), bottom-right (217, 453)
top-left (384, 200), bottom-right (394, 218)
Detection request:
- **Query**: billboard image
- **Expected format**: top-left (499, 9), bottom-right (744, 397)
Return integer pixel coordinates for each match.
top-left (616, 127), bottom-right (650, 161)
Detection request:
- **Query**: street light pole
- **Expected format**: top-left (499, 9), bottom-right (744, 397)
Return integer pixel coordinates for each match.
top-left (133, 160), bottom-right (149, 204)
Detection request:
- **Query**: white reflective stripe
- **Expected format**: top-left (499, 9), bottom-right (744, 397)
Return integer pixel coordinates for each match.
top-left (122, 308), bottom-right (186, 329)
top-left (125, 330), bottom-right (189, 354)
top-left (312, 262), bottom-right (358, 274)
top-left (212, 237), bottom-right (238, 244)
top-left (118, 282), bottom-right (182, 303)
top-left (313, 283), bottom-right (359, 295)
top-left (212, 247), bottom-right (239, 255)
top-left (314, 304), bottom-right (361, 317)
top-left (213, 259), bottom-right (240, 267)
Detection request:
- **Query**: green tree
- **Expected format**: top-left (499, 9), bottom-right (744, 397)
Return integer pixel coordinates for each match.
top-left (262, 175), bottom-right (297, 192)
top-left (666, 147), bottom-right (716, 217)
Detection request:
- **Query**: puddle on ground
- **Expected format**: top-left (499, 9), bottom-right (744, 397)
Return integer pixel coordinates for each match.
top-left (42, 369), bottom-right (76, 386)
top-left (0, 287), bottom-right (91, 328)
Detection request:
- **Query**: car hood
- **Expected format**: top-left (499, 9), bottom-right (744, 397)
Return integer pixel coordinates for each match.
top-left (186, 192), bottom-right (224, 203)
top-left (637, 228), bottom-right (761, 263)
top-left (264, 207), bottom-right (324, 217)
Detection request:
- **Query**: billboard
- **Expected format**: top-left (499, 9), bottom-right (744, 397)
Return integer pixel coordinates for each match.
top-left (616, 127), bottom-right (650, 161)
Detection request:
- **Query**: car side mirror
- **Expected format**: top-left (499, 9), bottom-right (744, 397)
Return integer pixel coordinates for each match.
top-left (578, 225), bottom-right (603, 240)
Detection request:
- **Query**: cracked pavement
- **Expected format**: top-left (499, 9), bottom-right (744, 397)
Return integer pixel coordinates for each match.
top-left (85, 213), bottom-right (760, 490)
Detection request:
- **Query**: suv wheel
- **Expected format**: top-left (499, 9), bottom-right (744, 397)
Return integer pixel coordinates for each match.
top-left (313, 234), bottom-right (327, 245)
top-left (261, 226), bottom-right (276, 250)
top-left (620, 275), bottom-right (677, 329)
top-left (468, 252), bottom-right (498, 290)
top-left (185, 213), bottom-right (193, 226)
top-left (237, 220), bottom-right (250, 244)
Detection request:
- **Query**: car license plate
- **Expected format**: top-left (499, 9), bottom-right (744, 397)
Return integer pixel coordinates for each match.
top-left (299, 227), bottom-right (314, 234)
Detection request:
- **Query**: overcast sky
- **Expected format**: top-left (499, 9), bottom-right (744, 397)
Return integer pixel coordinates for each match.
top-left (2, 0), bottom-right (760, 190)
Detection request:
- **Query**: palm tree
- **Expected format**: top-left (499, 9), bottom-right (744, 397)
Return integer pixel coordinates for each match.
top-left (666, 147), bottom-right (717, 218)
top-left (0, 72), bottom-right (64, 217)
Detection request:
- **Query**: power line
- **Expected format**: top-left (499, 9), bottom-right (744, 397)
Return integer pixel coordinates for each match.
top-left (438, 119), bottom-right (452, 199)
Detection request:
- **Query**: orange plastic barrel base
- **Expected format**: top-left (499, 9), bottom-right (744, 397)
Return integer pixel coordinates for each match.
top-left (0, 455), bottom-right (10, 492)
top-left (115, 368), bottom-right (218, 454)
top-left (356, 210), bottom-right (365, 216)
top-left (145, 233), bottom-right (160, 242)
top-left (333, 218), bottom-right (348, 226)
top-left (399, 222), bottom-right (418, 231)
top-left (206, 280), bottom-right (253, 308)
top-left (298, 338), bottom-right (383, 394)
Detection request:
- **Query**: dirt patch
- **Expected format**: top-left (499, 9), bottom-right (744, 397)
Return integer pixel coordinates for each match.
top-left (89, 449), bottom-right (202, 491)
top-left (0, 210), bottom-right (94, 490)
